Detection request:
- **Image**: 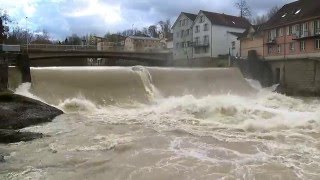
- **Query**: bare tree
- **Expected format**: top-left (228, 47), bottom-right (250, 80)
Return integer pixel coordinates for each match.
top-left (235, 0), bottom-right (251, 18)
top-left (251, 5), bottom-right (279, 25)
top-left (251, 15), bottom-right (268, 25)
top-left (32, 29), bottom-right (52, 44)
top-left (267, 6), bottom-right (279, 20)
top-left (0, 9), bottom-right (12, 43)
top-left (158, 19), bottom-right (171, 38)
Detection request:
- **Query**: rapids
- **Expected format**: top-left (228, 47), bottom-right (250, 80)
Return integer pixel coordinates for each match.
top-left (1, 66), bottom-right (320, 180)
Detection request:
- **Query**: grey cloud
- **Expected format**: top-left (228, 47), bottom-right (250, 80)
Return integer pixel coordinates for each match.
top-left (7, 0), bottom-right (298, 40)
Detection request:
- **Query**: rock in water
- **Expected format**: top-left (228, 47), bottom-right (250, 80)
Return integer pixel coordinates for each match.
top-left (0, 93), bottom-right (63, 129)
top-left (0, 129), bottom-right (43, 143)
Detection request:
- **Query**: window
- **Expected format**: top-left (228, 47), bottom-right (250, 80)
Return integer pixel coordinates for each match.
top-left (314, 20), bottom-right (320, 35)
top-left (175, 43), bottom-right (179, 49)
top-left (289, 42), bottom-right (295, 51)
top-left (204, 24), bottom-right (209, 31)
top-left (195, 25), bottom-right (200, 33)
top-left (181, 30), bottom-right (184, 38)
top-left (315, 39), bottom-right (320, 49)
top-left (300, 41), bottom-right (305, 51)
top-left (301, 23), bottom-right (308, 37)
top-left (180, 42), bottom-right (184, 48)
top-left (204, 35), bottom-right (209, 44)
top-left (277, 44), bottom-right (281, 53)
top-left (179, 20), bottom-right (182, 27)
top-left (185, 19), bottom-right (188, 26)
top-left (182, 19), bottom-right (185, 26)
top-left (268, 46), bottom-right (273, 54)
top-left (187, 41), bottom-right (192, 47)
top-left (288, 26), bottom-right (293, 35)
top-left (195, 37), bottom-right (200, 45)
top-left (200, 16), bottom-right (204, 23)
top-left (279, 28), bottom-right (283, 37)
top-left (176, 32), bottom-right (180, 38)
top-left (186, 29), bottom-right (189, 36)
top-left (269, 29), bottom-right (276, 41)
top-left (232, 41), bottom-right (235, 49)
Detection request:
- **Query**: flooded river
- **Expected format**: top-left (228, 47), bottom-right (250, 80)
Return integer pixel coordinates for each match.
top-left (1, 66), bottom-right (320, 180)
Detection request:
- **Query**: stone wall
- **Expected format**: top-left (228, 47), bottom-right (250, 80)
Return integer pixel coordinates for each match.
top-left (232, 50), bottom-right (273, 87)
top-left (0, 57), bottom-right (8, 92)
top-left (173, 57), bottom-right (229, 67)
top-left (268, 59), bottom-right (320, 96)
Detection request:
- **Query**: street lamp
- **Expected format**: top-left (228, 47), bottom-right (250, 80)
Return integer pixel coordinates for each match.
top-left (25, 16), bottom-right (28, 53)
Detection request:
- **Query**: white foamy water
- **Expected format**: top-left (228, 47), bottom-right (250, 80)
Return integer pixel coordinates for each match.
top-left (1, 67), bottom-right (320, 180)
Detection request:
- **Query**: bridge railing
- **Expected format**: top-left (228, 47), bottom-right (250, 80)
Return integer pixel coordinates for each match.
top-left (22, 44), bottom-right (97, 51)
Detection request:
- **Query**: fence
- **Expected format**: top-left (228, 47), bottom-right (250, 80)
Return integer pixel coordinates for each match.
top-left (22, 44), bottom-right (97, 51)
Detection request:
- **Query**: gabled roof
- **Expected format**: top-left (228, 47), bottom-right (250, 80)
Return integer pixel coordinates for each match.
top-left (228, 32), bottom-right (243, 37)
top-left (238, 24), bottom-right (265, 39)
top-left (264, 0), bottom-right (320, 30)
top-left (183, 12), bottom-right (197, 21)
top-left (172, 12), bottom-right (197, 29)
top-left (200, 10), bottom-right (251, 29)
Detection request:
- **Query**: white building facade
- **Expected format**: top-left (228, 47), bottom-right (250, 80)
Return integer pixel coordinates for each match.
top-left (172, 10), bottom-right (250, 62)
top-left (172, 12), bottom-right (197, 60)
top-left (192, 11), bottom-right (250, 59)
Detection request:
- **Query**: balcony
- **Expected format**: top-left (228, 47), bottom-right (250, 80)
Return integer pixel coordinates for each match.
top-left (292, 29), bottom-right (320, 40)
top-left (265, 39), bottom-right (277, 45)
top-left (193, 41), bottom-right (209, 48)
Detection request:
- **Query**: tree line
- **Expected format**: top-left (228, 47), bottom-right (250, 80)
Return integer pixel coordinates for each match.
top-left (1, 1), bottom-right (277, 45)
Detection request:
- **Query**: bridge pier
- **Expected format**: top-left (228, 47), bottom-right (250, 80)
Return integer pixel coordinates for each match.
top-left (16, 53), bottom-right (31, 83)
top-left (0, 55), bottom-right (8, 92)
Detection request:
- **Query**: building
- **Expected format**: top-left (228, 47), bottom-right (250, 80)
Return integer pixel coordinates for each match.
top-left (172, 11), bottom-right (250, 65)
top-left (124, 36), bottom-right (161, 52)
top-left (97, 34), bottom-right (126, 51)
top-left (172, 12), bottom-right (197, 61)
top-left (192, 11), bottom-right (250, 60)
top-left (238, 24), bottom-right (265, 59)
top-left (159, 32), bottom-right (173, 50)
top-left (238, 0), bottom-right (320, 95)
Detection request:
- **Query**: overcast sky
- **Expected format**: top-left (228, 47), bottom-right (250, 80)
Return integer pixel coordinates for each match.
top-left (0, 0), bottom-right (296, 40)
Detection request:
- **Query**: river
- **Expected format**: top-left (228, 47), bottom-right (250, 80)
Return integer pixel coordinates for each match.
top-left (1, 66), bottom-right (320, 180)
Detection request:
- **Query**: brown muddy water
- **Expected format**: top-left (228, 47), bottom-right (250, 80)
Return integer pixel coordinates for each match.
top-left (1, 66), bottom-right (320, 180)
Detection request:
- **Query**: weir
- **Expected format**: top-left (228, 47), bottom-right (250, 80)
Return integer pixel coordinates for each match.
top-left (19, 66), bottom-right (256, 106)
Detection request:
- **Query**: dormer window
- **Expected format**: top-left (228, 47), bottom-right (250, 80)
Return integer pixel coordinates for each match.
top-left (232, 21), bottom-right (235, 25)
top-left (295, 9), bottom-right (301, 15)
top-left (282, 13), bottom-right (287, 18)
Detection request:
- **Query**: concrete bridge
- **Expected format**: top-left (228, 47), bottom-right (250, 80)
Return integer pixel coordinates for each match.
top-left (23, 44), bottom-right (173, 66)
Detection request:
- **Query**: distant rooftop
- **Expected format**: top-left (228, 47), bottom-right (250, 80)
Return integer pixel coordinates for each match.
top-left (264, 0), bottom-right (320, 29)
top-left (127, 36), bottom-right (160, 41)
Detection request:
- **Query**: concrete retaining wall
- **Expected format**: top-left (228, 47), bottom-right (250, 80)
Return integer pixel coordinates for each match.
top-left (268, 59), bottom-right (320, 96)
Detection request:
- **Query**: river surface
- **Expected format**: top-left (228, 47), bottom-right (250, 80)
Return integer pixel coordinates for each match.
top-left (1, 66), bottom-right (320, 180)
